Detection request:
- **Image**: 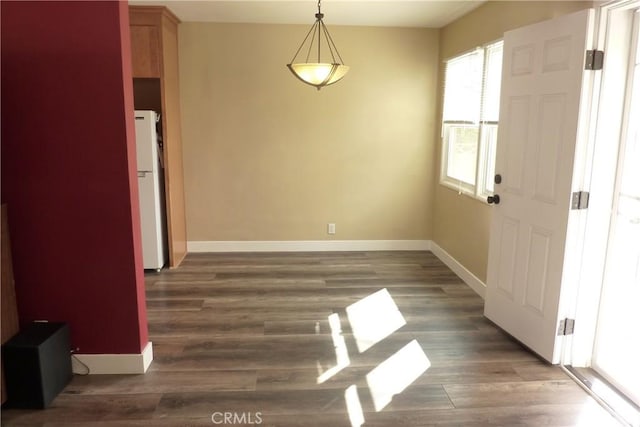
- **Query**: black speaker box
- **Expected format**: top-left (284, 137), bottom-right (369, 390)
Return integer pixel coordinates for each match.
top-left (2, 322), bottom-right (73, 408)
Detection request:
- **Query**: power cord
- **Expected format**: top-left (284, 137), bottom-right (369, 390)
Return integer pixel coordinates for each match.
top-left (70, 349), bottom-right (90, 376)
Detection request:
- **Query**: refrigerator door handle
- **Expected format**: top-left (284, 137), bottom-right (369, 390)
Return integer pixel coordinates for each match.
top-left (138, 171), bottom-right (147, 178)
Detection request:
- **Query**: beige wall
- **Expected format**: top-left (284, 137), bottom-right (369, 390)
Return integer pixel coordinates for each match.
top-left (433, 1), bottom-right (593, 282)
top-left (179, 23), bottom-right (439, 241)
top-left (178, 2), bottom-right (594, 266)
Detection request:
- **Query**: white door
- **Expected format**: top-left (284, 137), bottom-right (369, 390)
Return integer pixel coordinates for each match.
top-left (484, 9), bottom-right (595, 363)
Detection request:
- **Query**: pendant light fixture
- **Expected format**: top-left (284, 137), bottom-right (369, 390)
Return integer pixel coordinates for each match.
top-left (287, 0), bottom-right (349, 90)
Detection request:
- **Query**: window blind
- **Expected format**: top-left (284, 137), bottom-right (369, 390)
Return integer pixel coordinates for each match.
top-left (443, 49), bottom-right (483, 124)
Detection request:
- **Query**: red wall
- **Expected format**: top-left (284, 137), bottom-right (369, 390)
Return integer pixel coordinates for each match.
top-left (1, 1), bottom-right (148, 354)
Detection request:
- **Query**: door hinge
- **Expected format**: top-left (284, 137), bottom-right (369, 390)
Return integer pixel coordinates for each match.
top-left (557, 318), bottom-right (575, 336)
top-left (571, 191), bottom-right (590, 210)
top-left (585, 50), bottom-right (604, 70)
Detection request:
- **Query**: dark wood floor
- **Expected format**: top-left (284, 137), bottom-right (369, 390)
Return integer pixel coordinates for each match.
top-left (2, 251), bottom-right (621, 426)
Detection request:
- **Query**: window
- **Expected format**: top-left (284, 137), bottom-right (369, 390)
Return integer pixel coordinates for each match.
top-left (441, 41), bottom-right (504, 199)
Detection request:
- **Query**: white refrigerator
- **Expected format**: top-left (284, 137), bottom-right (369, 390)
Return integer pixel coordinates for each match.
top-left (134, 110), bottom-right (166, 271)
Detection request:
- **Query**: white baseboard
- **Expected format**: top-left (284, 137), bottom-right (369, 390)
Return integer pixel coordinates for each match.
top-left (187, 240), bottom-right (432, 252)
top-left (72, 341), bottom-right (153, 375)
top-left (429, 241), bottom-right (486, 299)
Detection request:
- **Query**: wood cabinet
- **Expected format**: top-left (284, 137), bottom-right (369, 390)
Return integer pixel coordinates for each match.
top-left (130, 25), bottom-right (161, 77)
top-left (129, 6), bottom-right (187, 268)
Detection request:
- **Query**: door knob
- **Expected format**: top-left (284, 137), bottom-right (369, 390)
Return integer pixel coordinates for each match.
top-left (487, 194), bottom-right (500, 205)
top-left (494, 174), bottom-right (502, 184)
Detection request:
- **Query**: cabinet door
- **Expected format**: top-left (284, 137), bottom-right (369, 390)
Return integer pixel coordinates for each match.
top-left (130, 25), bottom-right (161, 78)
top-left (160, 16), bottom-right (187, 268)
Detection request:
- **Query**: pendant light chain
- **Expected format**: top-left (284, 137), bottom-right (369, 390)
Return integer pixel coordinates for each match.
top-left (317, 0), bottom-right (322, 62)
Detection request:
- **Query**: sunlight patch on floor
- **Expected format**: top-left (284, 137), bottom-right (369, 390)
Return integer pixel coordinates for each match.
top-left (366, 339), bottom-right (431, 412)
top-left (317, 312), bottom-right (351, 384)
top-left (346, 288), bottom-right (407, 353)
top-left (317, 288), bottom-right (431, 418)
top-left (590, 379), bottom-right (640, 427)
top-left (345, 385), bottom-right (365, 427)
top-left (576, 396), bottom-right (634, 427)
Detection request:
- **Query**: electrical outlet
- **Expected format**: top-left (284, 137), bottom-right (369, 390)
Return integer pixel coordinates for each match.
top-left (327, 223), bottom-right (336, 235)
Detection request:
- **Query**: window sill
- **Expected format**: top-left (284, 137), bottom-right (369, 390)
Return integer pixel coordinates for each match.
top-left (439, 180), bottom-right (492, 205)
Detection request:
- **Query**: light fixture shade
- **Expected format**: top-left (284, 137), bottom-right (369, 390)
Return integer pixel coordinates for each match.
top-left (287, 63), bottom-right (350, 89)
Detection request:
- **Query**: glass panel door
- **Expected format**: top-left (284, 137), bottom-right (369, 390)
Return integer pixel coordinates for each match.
top-left (592, 9), bottom-right (640, 408)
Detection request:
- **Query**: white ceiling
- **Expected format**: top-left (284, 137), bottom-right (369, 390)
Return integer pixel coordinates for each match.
top-left (129, 1), bottom-right (486, 28)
